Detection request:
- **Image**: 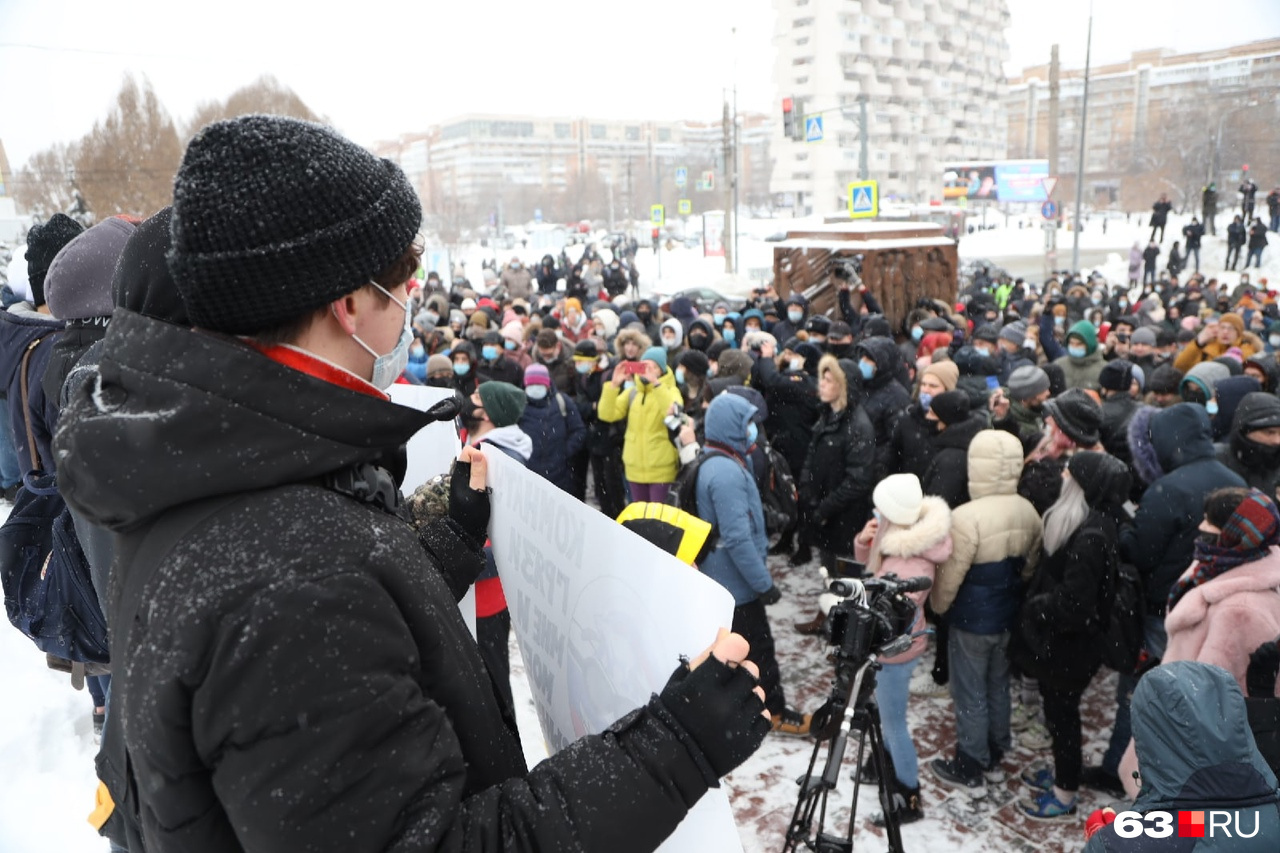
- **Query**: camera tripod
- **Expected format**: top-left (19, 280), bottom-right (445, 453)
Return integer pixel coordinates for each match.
top-left (782, 655), bottom-right (906, 853)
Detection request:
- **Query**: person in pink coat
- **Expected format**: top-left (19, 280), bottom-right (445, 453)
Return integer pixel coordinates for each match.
top-left (852, 473), bottom-right (953, 825)
top-left (1119, 486), bottom-right (1280, 796)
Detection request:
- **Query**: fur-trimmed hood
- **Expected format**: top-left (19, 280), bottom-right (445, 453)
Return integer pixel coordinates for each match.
top-left (1127, 404), bottom-right (1164, 485)
top-left (615, 327), bottom-right (651, 354)
top-left (878, 496), bottom-right (952, 560)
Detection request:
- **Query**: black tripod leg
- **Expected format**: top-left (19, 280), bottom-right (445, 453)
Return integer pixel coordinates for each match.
top-left (868, 710), bottom-right (906, 853)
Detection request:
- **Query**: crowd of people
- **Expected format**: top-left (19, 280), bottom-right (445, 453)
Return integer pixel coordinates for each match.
top-left (4, 113), bottom-right (1280, 851)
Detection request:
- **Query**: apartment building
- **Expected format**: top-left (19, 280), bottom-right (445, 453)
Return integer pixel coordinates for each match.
top-left (373, 113), bottom-right (773, 233)
top-left (769, 0), bottom-right (1010, 214)
top-left (1005, 38), bottom-right (1280, 211)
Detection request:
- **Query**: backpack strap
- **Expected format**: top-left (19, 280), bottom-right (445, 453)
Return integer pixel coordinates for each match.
top-left (19, 335), bottom-right (50, 473)
top-left (556, 391), bottom-right (567, 419)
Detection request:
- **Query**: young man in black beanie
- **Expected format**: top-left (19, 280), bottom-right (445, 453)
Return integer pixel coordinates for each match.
top-left (54, 115), bottom-right (769, 853)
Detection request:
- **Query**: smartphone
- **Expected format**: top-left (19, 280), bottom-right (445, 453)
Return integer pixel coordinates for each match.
top-left (985, 375), bottom-right (1000, 391)
top-left (622, 361), bottom-right (647, 375)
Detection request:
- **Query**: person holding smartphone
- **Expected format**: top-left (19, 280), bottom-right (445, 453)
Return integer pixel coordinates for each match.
top-left (599, 345), bottom-right (684, 504)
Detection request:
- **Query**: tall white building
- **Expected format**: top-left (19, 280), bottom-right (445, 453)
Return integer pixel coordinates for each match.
top-left (770, 0), bottom-right (1010, 214)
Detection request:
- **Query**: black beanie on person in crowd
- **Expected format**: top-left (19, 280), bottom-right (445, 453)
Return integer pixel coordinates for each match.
top-left (1147, 363), bottom-right (1184, 395)
top-left (929, 390), bottom-right (971, 426)
top-left (679, 349), bottom-right (710, 379)
top-left (1042, 387), bottom-right (1102, 446)
top-left (25, 213), bottom-right (85, 308)
top-left (1098, 360), bottom-right (1136, 394)
top-left (168, 115), bottom-right (422, 336)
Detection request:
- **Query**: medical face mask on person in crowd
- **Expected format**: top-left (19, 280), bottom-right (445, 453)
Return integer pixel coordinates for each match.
top-left (675, 367), bottom-right (686, 385)
top-left (713, 312), bottom-right (727, 326)
top-left (1067, 343), bottom-right (1087, 359)
top-left (453, 361), bottom-right (471, 376)
top-left (789, 357), bottom-right (805, 372)
top-left (1206, 399), bottom-right (1220, 416)
top-left (747, 422), bottom-right (758, 446)
top-left (482, 345), bottom-right (499, 361)
top-left (504, 339), bottom-right (518, 351)
top-left (526, 385), bottom-right (548, 401)
top-left (346, 281), bottom-right (411, 390)
top-left (722, 328), bottom-right (736, 344)
top-left (1054, 316), bottom-right (1066, 327)
top-left (859, 360), bottom-right (876, 381)
top-left (911, 326), bottom-right (923, 342)
top-left (575, 361), bottom-right (592, 375)
top-left (918, 392), bottom-right (933, 411)
top-left (788, 309), bottom-right (803, 324)
top-left (663, 336), bottom-right (679, 349)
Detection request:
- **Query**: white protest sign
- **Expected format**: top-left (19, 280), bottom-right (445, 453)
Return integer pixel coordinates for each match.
top-left (485, 449), bottom-right (744, 853)
top-left (386, 384), bottom-right (474, 637)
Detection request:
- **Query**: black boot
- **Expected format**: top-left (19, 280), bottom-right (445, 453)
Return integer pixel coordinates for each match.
top-left (768, 534), bottom-right (794, 556)
top-left (788, 546), bottom-right (813, 566)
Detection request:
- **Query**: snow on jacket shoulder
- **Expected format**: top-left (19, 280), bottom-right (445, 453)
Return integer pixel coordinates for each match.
top-left (1163, 548), bottom-right (1280, 692)
top-left (854, 496), bottom-right (952, 663)
top-left (932, 430), bottom-right (1042, 627)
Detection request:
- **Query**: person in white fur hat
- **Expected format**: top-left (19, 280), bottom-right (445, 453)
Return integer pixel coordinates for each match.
top-left (852, 473), bottom-right (953, 826)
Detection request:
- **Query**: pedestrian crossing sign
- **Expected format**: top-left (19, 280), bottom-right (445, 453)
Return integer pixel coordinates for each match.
top-left (678, 199), bottom-right (692, 215)
top-left (651, 204), bottom-right (665, 226)
top-left (847, 180), bottom-right (878, 219)
top-left (805, 116), bottom-right (824, 143)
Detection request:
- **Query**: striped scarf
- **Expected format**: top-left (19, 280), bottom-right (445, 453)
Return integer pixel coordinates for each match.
top-left (1168, 490), bottom-right (1280, 613)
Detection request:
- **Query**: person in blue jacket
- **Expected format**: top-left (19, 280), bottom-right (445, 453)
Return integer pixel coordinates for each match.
top-left (518, 363), bottom-right (586, 494)
top-left (695, 392), bottom-right (810, 736)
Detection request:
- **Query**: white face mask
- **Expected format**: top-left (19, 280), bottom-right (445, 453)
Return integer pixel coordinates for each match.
top-left (789, 357), bottom-right (805, 372)
top-left (345, 281), bottom-right (411, 390)
top-left (526, 385), bottom-right (548, 401)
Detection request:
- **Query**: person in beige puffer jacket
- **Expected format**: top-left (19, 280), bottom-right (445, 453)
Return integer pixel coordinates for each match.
top-left (929, 429), bottom-right (1044, 795)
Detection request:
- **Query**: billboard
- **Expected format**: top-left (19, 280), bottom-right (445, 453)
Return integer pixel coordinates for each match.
top-left (942, 160), bottom-right (1049, 203)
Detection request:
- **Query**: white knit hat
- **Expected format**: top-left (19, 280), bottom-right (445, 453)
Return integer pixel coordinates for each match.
top-left (872, 474), bottom-right (924, 526)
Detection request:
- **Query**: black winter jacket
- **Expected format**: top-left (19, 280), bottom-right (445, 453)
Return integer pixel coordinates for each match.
top-left (54, 310), bottom-right (715, 853)
top-left (0, 304), bottom-right (64, 474)
top-left (853, 337), bottom-right (911, 481)
top-left (922, 417), bottom-right (988, 508)
top-left (1012, 507), bottom-right (1122, 692)
top-left (800, 398), bottom-right (875, 554)
top-left (1218, 392), bottom-right (1280, 499)
top-left (1122, 404), bottom-right (1246, 615)
top-left (751, 354), bottom-right (819, 478)
top-left (888, 404), bottom-right (937, 479)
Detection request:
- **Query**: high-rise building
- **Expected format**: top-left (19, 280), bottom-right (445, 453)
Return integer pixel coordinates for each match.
top-left (373, 114), bottom-right (773, 238)
top-left (1005, 38), bottom-right (1280, 212)
top-left (769, 0), bottom-right (1010, 214)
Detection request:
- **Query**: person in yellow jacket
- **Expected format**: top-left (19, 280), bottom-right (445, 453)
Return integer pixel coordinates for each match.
top-left (1173, 312), bottom-right (1263, 372)
top-left (599, 345), bottom-right (684, 503)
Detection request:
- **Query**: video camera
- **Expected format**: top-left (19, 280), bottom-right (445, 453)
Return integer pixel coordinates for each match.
top-left (829, 254), bottom-right (864, 284)
top-left (823, 573), bottom-right (928, 665)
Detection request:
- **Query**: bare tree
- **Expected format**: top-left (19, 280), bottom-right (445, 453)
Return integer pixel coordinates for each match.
top-left (11, 142), bottom-right (80, 219)
top-left (183, 75), bottom-right (323, 142)
top-left (73, 75), bottom-right (183, 220)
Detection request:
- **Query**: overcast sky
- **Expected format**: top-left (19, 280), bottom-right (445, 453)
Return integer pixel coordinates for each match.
top-left (1, 0), bottom-right (1277, 169)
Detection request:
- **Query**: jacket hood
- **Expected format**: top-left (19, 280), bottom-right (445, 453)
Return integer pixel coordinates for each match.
top-left (615, 327), bottom-right (651, 353)
top-left (480, 424), bottom-right (532, 461)
top-left (704, 392), bottom-right (757, 455)
top-left (688, 317), bottom-right (715, 341)
top-left (1213, 375), bottom-right (1262, 441)
top-left (1127, 405), bottom-right (1165, 485)
top-left (660, 318), bottom-right (684, 344)
top-left (1132, 661), bottom-right (1277, 810)
top-left (669, 297), bottom-right (698, 324)
top-left (855, 336), bottom-right (904, 390)
top-left (0, 304), bottom-right (64, 391)
top-left (878, 496), bottom-right (952, 560)
top-left (54, 310), bottom-right (432, 532)
top-left (1066, 320), bottom-right (1098, 355)
top-left (966, 429), bottom-right (1024, 499)
top-left (935, 414), bottom-right (987, 450)
top-left (1150, 403), bottom-right (1216, 472)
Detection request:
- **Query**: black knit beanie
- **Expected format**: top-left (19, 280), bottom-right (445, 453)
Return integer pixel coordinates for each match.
top-left (111, 207), bottom-right (190, 325)
top-left (168, 115), bottom-right (422, 335)
top-left (25, 213), bottom-right (85, 307)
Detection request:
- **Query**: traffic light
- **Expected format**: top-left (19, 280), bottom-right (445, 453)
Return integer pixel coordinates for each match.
top-left (782, 97), bottom-right (795, 140)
